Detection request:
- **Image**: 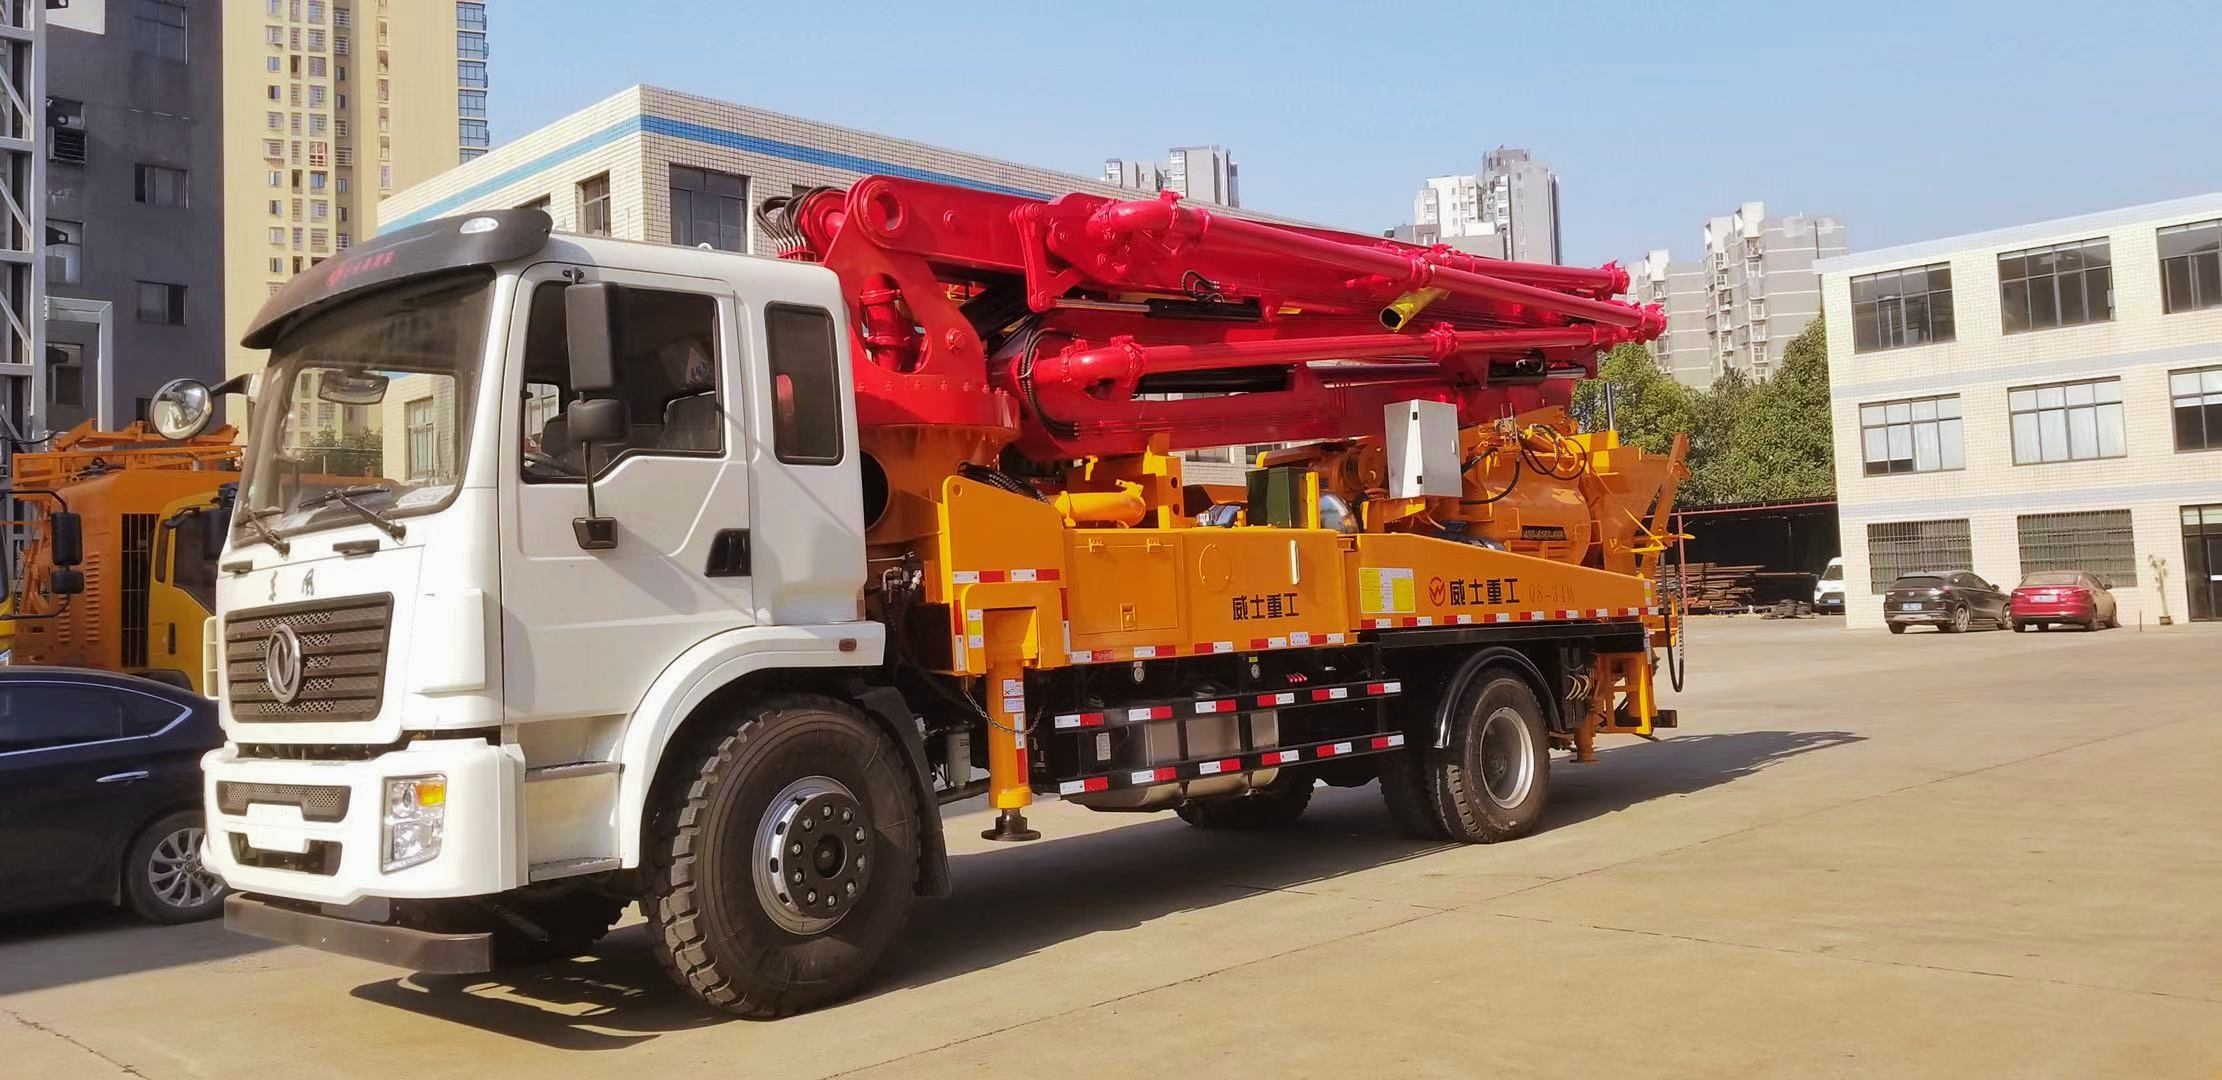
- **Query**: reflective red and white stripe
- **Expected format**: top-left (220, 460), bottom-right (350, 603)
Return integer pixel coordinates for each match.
top-left (1054, 731), bottom-right (1411, 795)
top-left (1359, 607), bottom-right (1657, 629)
top-left (949, 568), bottom-right (1064, 584)
top-left (1066, 631), bottom-right (1349, 666)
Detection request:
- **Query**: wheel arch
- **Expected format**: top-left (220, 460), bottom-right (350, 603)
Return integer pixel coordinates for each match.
top-left (613, 623), bottom-right (949, 897)
top-left (1426, 645), bottom-right (1560, 751)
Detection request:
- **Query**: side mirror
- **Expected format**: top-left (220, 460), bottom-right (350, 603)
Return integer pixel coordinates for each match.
top-left (49, 510), bottom-right (83, 568)
top-left (565, 397), bottom-right (627, 446)
top-left (50, 568), bottom-right (84, 597)
top-left (149, 378), bottom-right (216, 440)
top-left (564, 282), bottom-right (618, 392)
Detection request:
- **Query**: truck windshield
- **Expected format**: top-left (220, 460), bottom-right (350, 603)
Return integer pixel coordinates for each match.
top-left (240, 272), bottom-right (492, 539)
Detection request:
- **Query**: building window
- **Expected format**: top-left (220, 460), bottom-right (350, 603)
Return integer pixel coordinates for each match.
top-left (267, 84), bottom-right (281, 101)
top-left (269, 257), bottom-right (283, 274)
top-left (311, 201), bottom-right (328, 222)
top-left (308, 29), bottom-right (326, 50)
top-left (310, 171), bottom-right (327, 191)
top-left (47, 344), bottom-right (83, 408)
top-left (457, 2), bottom-right (486, 30)
top-left (267, 227), bottom-right (284, 245)
top-left (2173, 365), bottom-right (2222, 452)
top-left (379, 164), bottom-right (392, 190)
top-left (309, 114), bottom-right (326, 136)
top-left (1999, 238), bottom-right (2112, 333)
top-left (309, 56), bottom-right (327, 77)
top-left (578, 173), bottom-right (611, 237)
top-left (459, 119), bottom-right (490, 148)
top-left (1866, 519), bottom-right (1972, 592)
top-left (459, 148), bottom-right (486, 164)
top-left (309, 85), bottom-right (327, 108)
top-left (2017, 510), bottom-right (2136, 585)
top-left (334, 6), bottom-right (351, 28)
top-left (1859, 395), bottom-right (1963, 475)
top-left (45, 220), bottom-right (82, 285)
top-left (265, 25), bottom-right (283, 45)
top-left (133, 0), bottom-right (187, 62)
top-left (134, 163), bottom-right (188, 207)
top-left (2159, 219), bottom-right (2222, 314)
top-left (308, 0), bottom-right (324, 21)
top-left (336, 233), bottom-right (350, 249)
top-left (266, 110), bottom-right (282, 130)
top-left (458, 60), bottom-right (488, 87)
top-left (458, 89), bottom-right (486, 118)
top-left (308, 142), bottom-right (328, 167)
top-left (1850, 262), bottom-right (1954, 352)
top-left (517, 195), bottom-right (550, 212)
top-left (136, 281), bottom-right (186, 325)
top-left (293, 227), bottom-right (304, 249)
top-left (457, 30), bottom-right (487, 58)
top-left (668, 165), bottom-right (747, 251)
top-left (405, 398), bottom-right (439, 481)
top-left (2009, 377), bottom-right (2125, 464)
top-left (266, 56), bottom-right (280, 72)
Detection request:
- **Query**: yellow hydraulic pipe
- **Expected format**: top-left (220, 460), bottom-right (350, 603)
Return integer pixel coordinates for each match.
top-left (1053, 481), bottom-right (1148, 527)
top-left (1380, 287), bottom-right (1450, 331)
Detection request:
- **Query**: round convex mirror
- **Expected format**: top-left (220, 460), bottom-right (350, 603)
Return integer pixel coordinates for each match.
top-left (148, 378), bottom-right (215, 440)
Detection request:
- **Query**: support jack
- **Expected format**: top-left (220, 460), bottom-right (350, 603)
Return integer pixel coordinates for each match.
top-left (981, 809), bottom-right (1040, 842)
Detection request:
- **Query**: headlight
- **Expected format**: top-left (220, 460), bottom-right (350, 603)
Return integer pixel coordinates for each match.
top-left (383, 774), bottom-right (446, 873)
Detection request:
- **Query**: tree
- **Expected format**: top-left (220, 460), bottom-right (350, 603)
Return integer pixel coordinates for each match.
top-left (1570, 342), bottom-right (1693, 457)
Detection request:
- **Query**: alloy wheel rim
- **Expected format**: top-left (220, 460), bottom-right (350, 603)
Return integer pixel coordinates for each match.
top-left (753, 775), bottom-right (873, 936)
top-left (150, 827), bottom-right (222, 909)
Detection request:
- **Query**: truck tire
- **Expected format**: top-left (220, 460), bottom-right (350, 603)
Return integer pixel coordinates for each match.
top-left (1422, 673), bottom-right (1550, 843)
top-left (1377, 746), bottom-right (1449, 840)
top-left (643, 694), bottom-right (921, 1017)
top-left (1176, 777), bottom-right (1313, 829)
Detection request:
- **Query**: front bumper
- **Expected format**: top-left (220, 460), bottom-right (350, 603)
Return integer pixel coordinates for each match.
top-left (225, 894), bottom-right (493, 974)
top-left (201, 737), bottom-right (522, 906)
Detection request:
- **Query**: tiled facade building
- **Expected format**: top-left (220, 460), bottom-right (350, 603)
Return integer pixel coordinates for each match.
top-left (1632, 202), bottom-right (1846, 387)
top-left (1819, 192), bottom-right (2222, 629)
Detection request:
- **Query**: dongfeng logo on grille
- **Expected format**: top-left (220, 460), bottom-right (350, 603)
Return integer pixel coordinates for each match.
top-left (264, 624), bottom-right (305, 706)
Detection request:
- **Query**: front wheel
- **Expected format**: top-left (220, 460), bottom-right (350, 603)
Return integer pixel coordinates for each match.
top-left (1421, 674), bottom-right (1550, 843)
top-left (643, 694), bottom-right (921, 1017)
top-left (124, 811), bottom-right (228, 924)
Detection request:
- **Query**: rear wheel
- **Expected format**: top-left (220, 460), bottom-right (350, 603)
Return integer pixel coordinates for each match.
top-left (1421, 674), bottom-right (1550, 843)
top-left (2013, 620), bottom-right (2031, 633)
top-left (1888, 622), bottom-right (1907, 635)
top-left (643, 694), bottom-right (920, 1017)
top-left (1378, 744), bottom-right (1449, 840)
top-left (1176, 777), bottom-right (1313, 829)
top-left (124, 811), bottom-right (227, 924)
top-left (1945, 605), bottom-right (1970, 633)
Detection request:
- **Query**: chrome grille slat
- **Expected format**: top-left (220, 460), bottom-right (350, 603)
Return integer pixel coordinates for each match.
top-left (223, 594), bottom-right (394, 723)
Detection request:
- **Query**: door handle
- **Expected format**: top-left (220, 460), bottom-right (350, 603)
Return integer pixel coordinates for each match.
top-left (96, 770), bottom-right (151, 784)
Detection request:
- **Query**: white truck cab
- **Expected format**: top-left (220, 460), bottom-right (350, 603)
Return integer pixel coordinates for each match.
top-left (184, 210), bottom-right (919, 968)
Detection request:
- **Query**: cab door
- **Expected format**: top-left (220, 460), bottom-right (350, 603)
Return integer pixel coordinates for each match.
top-left (497, 264), bottom-right (755, 724)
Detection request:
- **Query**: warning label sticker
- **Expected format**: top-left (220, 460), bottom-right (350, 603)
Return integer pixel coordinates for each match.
top-left (1359, 567), bottom-right (1416, 615)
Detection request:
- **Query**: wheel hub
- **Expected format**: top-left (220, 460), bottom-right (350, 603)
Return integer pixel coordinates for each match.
top-left (754, 777), bottom-right (873, 935)
top-left (1477, 707), bottom-right (1535, 810)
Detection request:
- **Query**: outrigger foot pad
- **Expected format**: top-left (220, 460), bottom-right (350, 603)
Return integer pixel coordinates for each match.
top-left (981, 810), bottom-right (1041, 842)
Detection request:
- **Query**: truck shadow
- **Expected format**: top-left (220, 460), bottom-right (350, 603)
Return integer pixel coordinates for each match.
top-left (347, 727), bottom-right (1859, 1049)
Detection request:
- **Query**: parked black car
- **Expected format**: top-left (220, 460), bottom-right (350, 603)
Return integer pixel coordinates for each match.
top-left (1884, 570), bottom-right (2010, 634)
top-left (0, 668), bottom-right (226, 923)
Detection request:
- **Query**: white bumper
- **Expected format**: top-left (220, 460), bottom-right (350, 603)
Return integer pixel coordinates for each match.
top-left (201, 738), bottom-right (522, 906)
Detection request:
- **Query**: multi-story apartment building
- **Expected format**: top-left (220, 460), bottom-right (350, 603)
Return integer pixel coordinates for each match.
top-left (1819, 192), bottom-right (2222, 628)
top-left (1398, 148), bottom-right (1561, 264)
top-left (221, 0), bottom-right (483, 406)
top-left (44, 0), bottom-right (225, 431)
top-left (1103, 145), bottom-right (1238, 207)
top-left (1630, 202), bottom-right (1846, 387)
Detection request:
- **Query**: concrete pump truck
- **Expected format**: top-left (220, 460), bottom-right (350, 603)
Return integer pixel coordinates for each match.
top-left (171, 176), bottom-right (1687, 1016)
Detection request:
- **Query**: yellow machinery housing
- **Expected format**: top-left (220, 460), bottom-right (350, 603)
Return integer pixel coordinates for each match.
top-left (7, 422), bottom-right (241, 691)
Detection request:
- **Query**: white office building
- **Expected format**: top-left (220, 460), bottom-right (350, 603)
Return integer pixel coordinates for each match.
top-left (1818, 192), bottom-right (2222, 629)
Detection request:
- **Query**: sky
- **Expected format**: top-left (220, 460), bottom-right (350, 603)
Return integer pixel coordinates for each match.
top-left (488, 0), bottom-right (2222, 267)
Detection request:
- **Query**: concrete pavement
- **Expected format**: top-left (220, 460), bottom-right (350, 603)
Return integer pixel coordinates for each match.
top-left (4, 617), bottom-right (2219, 1078)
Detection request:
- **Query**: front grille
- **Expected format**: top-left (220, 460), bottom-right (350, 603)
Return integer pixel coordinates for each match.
top-left (224, 594), bottom-right (394, 723)
top-left (216, 781), bottom-right (352, 822)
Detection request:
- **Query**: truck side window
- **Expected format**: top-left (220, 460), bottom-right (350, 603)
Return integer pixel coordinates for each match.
top-left (764, 303), bottom-right (841, 465)
top-left (518, 281), bottom-right (722, 480)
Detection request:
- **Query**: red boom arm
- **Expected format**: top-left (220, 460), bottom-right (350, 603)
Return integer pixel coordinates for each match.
top-left (770, 176), bottom-right (1662, 460)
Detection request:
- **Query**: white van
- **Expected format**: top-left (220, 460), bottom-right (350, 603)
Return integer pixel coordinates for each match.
top-left (1815, 557), bottom-right (1845, 613)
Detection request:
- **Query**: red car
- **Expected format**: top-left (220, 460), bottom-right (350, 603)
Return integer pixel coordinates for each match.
top-left (2010, 570), bottom-right (2119, 632)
